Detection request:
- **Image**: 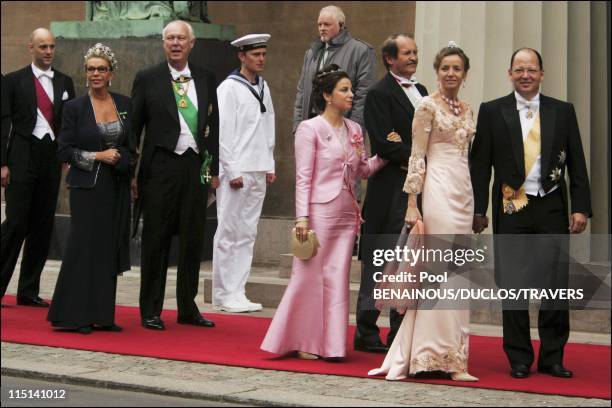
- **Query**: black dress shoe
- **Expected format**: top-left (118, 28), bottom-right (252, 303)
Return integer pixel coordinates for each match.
top-left (354, 340), bottom-right (389, 353)
top-left (16, 296), bottom-right (49, 307)
top-left (538, 364), bottom-right (573, 378)
top-left (177, 314), bottom-right (215, 328)
top-left (141, 316), bottom-right (165, 330)
top-left (510, 364), bottom-right (530, 379)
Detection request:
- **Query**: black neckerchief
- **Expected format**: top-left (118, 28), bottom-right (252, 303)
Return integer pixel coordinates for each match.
top-left (227, 69), bottom-right (266, 113)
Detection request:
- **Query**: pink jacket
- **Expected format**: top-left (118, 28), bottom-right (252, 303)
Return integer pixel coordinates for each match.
top-left (295, 116), bottom-right (387, 218)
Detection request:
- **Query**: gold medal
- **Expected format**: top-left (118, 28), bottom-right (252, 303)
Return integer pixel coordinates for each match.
top-left (173, 78), bottom-right (190, 109)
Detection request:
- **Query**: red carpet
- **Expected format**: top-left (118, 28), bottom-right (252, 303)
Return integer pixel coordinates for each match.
top-left (1, 295), bottom-right (609, 399)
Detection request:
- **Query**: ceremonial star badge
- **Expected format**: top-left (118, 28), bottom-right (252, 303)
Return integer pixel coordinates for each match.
top-left (558, 150), bottom-right (566, 165)
top-left (550, 167), bottom-right (562, 182)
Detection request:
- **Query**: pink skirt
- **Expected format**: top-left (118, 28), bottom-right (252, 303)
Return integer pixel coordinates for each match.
top-left (260, 189), bottom-right (358, 358)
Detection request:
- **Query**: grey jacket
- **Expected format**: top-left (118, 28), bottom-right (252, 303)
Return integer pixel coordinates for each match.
top-left (293, 29), bottom-right (376, 132)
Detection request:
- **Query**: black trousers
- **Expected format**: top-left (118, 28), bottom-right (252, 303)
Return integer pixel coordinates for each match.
top-left (1, 134), bottom-right (60, 299)
top-left (497, 189), bottom-right (570, 369)
top-left (139, 148), bottom-right (208, 319)
top-left (354, 169), bottom-right (406, 347)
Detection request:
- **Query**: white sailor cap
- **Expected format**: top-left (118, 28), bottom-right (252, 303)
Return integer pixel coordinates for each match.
top-left (231, 33), bottom-right (271, 52)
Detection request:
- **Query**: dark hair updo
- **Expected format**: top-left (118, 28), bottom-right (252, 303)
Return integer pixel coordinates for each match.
top-left (311, 63), bottom-right (350, 113)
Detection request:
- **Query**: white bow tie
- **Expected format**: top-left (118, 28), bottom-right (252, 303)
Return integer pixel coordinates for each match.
top-left (171, 69), bottom-right (191, 81)
top-left (516, 99), bottom-right (538, 112)
top-left (37, 70), bottom-right (55, 79)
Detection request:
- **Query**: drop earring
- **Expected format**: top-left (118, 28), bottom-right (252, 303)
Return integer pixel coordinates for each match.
top-left (86, 79), bottom-right (89, 88)
top-left (108, 79), bottom-right (112, 87)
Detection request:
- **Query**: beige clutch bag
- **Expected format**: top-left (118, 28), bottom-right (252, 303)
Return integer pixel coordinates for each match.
top-left (291, 228), bottom-right (320, 260)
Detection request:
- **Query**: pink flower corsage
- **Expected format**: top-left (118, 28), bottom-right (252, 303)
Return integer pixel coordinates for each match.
top-left (350, 133), bottom-right (364, 156)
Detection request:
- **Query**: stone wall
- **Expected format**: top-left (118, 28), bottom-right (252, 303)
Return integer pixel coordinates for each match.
top-left (1, 1), bottom-right (85, 74)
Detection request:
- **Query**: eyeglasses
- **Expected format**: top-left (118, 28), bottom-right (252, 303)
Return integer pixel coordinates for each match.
top-left (86, 66), bottom-right (110, 73)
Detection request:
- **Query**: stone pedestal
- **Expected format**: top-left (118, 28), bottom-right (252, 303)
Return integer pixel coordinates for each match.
top-left (51, 20), bottom-right (235, 40)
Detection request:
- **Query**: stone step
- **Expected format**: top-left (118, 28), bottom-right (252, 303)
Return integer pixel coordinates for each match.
top-left (27, 259), bottom-right (612, 334)
top-left (200, 271), bottom-right (367, 317)
top-left (201, 268), bottom-right (610, 334)
top-left (279, 253), bottom-right (362, 283)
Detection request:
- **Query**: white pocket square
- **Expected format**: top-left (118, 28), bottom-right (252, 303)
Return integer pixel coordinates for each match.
top-left (62, 91), bottom-right (69, 101)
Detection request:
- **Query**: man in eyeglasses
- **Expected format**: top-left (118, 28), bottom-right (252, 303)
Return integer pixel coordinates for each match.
top-left (1, 28), bottom-right (75, 306)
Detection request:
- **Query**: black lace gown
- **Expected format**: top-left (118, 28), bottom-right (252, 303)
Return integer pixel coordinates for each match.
top-left (48, 120), bottom-right (128, 329)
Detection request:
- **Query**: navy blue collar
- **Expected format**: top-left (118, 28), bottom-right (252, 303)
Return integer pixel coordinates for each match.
top-left (230, 68), bottom-right (260, 86)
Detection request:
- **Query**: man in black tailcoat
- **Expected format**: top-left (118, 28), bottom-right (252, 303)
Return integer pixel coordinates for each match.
top-left (131, 20), bottom-right (219, 330)
top-left (471, 48), bottom-right (592, 379)
top-left (355, 34), bottom-right (427, 353)
top-left (1, 28), bottom-right (75, 306)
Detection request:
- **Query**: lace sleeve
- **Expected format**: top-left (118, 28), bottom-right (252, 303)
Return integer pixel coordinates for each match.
top-left (71, 149), bottom-right (96, 171)
top-left (403, 99), bottom-right (435, 194)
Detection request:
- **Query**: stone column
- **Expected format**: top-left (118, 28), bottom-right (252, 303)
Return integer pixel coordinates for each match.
top-left (414, 1), bottom-right (609, 262)
top-left (589, 1), bottom-right (610, 262)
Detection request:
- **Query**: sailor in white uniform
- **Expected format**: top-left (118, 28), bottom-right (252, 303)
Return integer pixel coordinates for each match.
top-left (213, 34), bottom-right (276, 312)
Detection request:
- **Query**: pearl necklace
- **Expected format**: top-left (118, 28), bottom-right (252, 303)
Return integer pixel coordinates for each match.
top-left (440, 92), bottom-right (462, 116)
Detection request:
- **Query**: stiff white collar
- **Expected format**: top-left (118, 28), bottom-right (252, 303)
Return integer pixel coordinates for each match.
top-left (31, 63), bottom-right (54, 79)
top-left (515, 91), bottom-right (540, 111)
top-left (168, 63), bottom-right (191, 80)
top-left (390, 70), bottom-right (417, 86)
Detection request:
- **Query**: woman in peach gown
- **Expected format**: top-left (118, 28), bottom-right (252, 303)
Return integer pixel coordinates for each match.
top-left (368, 42), bottom-right (478, 382)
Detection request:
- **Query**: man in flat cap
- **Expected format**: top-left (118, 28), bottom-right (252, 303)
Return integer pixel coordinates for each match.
top-left (212, 34), bottom-right (276, 313)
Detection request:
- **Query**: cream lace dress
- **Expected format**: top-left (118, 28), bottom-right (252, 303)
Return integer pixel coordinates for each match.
top-left (369, 94), bottom-right (476, 379)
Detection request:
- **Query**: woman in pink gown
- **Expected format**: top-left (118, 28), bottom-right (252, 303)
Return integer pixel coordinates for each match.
top-left (260, 64), bottom-right (385, 359)
top-left (368, 43), bottom-right (479, 381)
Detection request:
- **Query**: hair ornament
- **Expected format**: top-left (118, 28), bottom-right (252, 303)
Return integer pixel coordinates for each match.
top-left (447, 40), bottom-right (459, 49)
top-left (316, 68), bottom-right (341, 79)
top-left (84, 43), bottom-right (118, 71)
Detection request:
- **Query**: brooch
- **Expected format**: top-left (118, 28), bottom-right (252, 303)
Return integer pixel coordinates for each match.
top-left (350, 133), bottom-right (364, 156)
top-left (550, 167), bottom-right (562, 182)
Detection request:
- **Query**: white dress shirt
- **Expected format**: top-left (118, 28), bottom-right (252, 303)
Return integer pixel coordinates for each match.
top-left (31, 63), bottom-right (55, 140)
top-left (169, 63), bottom-right (199, 155)
top-left (515, 91), bottom-right (557, 196)
top-left (390, 71), bottom-right (423, 109)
